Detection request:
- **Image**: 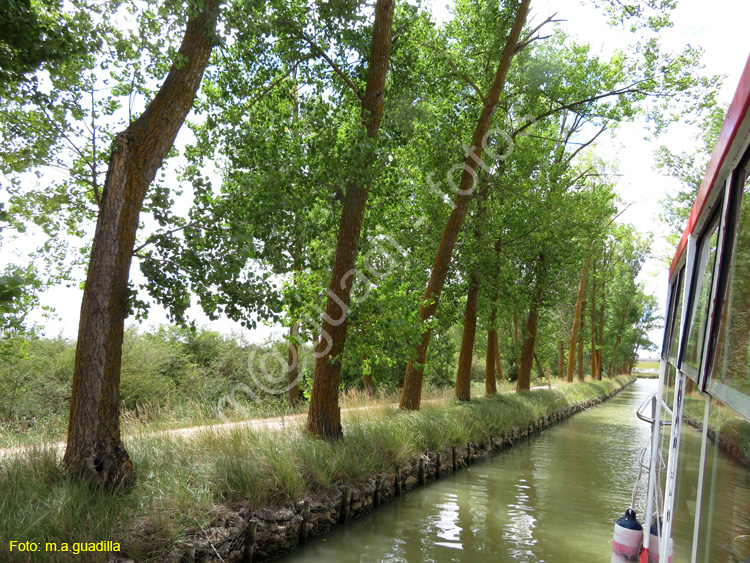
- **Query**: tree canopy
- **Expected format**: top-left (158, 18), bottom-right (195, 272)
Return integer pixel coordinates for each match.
top-left (0, 0), bottom-right (717, 445)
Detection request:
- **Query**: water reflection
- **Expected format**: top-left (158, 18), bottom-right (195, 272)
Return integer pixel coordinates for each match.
top-left (278, 380), bottom-right (750, 562)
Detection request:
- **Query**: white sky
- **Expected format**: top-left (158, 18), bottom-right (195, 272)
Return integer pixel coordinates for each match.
top-left (548, 0), bottom-right (750, 352)
top-left (7, 0), bottom-right (750, 348)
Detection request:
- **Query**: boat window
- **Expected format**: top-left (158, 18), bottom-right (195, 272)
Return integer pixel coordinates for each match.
top-left (693, 397), bottom-right (750, 562)
top-left (667, 269), bottom-right (685, 367)
top-left (684, 223), bottom-right (720, 374)
top-left (670, 394), bottom-right (709, 561)
top-left (711, 166), bottom-right (750, 416)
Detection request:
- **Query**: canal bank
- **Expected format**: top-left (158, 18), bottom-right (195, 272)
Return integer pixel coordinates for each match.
top-left (158, 377), bottom-right (633, 563)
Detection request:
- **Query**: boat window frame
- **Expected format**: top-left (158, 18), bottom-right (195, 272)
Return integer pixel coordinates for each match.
top-left (705, 146), bottom-right (750, 415)
top-left (664, 264), bottom-right (685, 367)
top-left (680, 208), bottom-right (722, 382)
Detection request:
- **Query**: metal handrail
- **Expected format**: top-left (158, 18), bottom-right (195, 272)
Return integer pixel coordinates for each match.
top-left (636, 389), bottom-right (673, 426)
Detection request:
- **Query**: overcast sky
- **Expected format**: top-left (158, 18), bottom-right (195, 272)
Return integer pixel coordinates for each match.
top-left (8, 0), bottom-right (750, 347)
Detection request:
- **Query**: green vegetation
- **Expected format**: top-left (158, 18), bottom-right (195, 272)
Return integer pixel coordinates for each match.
top-left (1, 0), bottom-right (693, 486)
top-left (635, 360), bottom-right (660, 370)
top-left (0, 327), bottom-right (508, 448)
top-left (0, 377), bottom-right (628, 562)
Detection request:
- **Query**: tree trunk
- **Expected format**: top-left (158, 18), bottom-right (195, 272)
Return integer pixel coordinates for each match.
top-left (399, 0), bottom-right (530, 410)
top-left (362, 328), bottom-right (374, 396)
top-left (557, 340), bottom-right (565, 380)
top-left (534, 353), bottom-right (545, 381)
top-left (486, 278), bottom-right (502, 395)
top-left (488, 242), bottom-right (503, 389)
top-left (362, 370), bottom-right (374, 396)
top-left (287, 81), bottom-right (302, 408)
top-left (597, 294), bottom-right (605, 380)
top-left (566, 265), bottom-right (587, 382)
top-left (494, 330), bottom-right (503, 382)
top-left (485, 328), bottom-right (499, 395)
top-left (513, 312), bottom-right (521, 372)
top-left (287, 322), bottom-right (301, 407)
top-left (455, 187), bottom-right (492, 401)
top-left (307, 0), bottom-right (394, 438)
top-left (517, 282), bottom-right (544, 391)
top-left (455, 274), bottom-right (480, 401)
top-left (591, 260), bottom-right (598, 380)
top-left (611, 299), bottom-right (631, 376)
top-left (64, 0), bottom-right (219, 487)
top-left (577, 296), bottom-right (586, 381)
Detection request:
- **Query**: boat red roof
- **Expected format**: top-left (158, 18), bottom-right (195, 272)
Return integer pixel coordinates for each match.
top-left (669, 54), bottom-right (750, 279)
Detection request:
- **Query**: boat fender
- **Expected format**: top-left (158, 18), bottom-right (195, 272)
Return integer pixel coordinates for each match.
top-left (612, 508), bottom-right (643, 563)
top-left (647, 520), bottom-right (673, 563)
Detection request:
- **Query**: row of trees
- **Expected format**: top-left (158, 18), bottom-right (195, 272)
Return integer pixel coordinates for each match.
top-left (1, 0), bottom-right (715, 486)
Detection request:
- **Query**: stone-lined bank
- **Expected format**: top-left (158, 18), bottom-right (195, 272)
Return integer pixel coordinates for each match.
top-left (132, 377), bottom-right (634, 563)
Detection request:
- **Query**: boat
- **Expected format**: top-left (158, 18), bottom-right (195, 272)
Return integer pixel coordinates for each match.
top-left (614, 53), bottom-right (750, 563)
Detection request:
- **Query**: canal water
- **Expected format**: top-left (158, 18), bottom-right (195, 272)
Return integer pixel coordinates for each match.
top-left (279, 379), bottom-right (750, 562)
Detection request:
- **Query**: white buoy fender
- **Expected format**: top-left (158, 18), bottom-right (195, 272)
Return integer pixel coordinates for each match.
top-left (612, 508), bottom-right (643, 563)
top-left (647, 520), bottom-right (673, 563)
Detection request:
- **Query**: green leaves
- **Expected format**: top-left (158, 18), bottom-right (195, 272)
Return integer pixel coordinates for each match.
top-left (0, 0), bottom-right (88, 87)
top-left (0, 274), bottom-right (24, 311)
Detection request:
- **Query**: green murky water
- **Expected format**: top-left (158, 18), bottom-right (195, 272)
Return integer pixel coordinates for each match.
top-left (279, 380), bottom-right (750, 562)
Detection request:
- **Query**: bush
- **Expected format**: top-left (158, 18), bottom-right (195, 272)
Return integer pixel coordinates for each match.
top-left (0, 336), bottom-right (74, 432)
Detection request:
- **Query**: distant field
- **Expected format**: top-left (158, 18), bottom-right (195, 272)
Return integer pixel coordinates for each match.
top-left (635, 359), bottom-right (659, 371)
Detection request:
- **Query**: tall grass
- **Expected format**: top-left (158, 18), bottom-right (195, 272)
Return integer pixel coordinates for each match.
top-left (0, 377), bottom-right (628, 562)
top-left (1, 327), bottom-right (523, 449)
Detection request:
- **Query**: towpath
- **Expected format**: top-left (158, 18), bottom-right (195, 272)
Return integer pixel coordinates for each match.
top-left (0, 384), bottom-right (556, 461)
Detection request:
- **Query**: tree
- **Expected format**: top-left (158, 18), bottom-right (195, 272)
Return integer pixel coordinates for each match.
top-left (0, 0), bottom-right (85, 88)
top-left (657, 105), bottom-right (726, 247)
top-left (398, 0), bottom-right (718, 406)
top-left (566, 263), bottom-right (587, 382)
top-left (63, 0), bottom-right (220, 487)
top-left (306, 0), bottom-right (396, 438)
top-left (400, 0), bottom-right (532, 410)
top-left (1, 0), bottom-right (210, 337)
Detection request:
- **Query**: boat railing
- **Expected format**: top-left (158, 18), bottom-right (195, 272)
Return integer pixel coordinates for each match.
top-left (636, 389), bottom-right (673, 426)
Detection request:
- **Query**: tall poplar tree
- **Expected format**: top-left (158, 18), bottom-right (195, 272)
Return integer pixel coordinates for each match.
top-left (64, 0), bottom-right (221, 486)
top-left (306, 0), bottom-right (396, 438)
top-left (400, 0), bottom-right (531, 410)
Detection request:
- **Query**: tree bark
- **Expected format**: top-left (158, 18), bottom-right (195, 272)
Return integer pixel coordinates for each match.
top-left (566, 265), bottom-right (587, 382)
top-left (399, 0), bottom-right (530, 410)
top-left (287, 322), bottom-right (301, 407)
top-left (534, 353), bottom-right (545, 381)
top-left (455, 186), bottom-right (492, 401)
top-left (611, 298), bottom-right (631, 376)
top-left (287, 80), bottom-right (302, 408)
top-left (494, 330), bottom-right (503, 382)
top-left (306, 0), bottom-right (394, 438)
top-left (590, 260), bottom-right (598, 379)
top-left (577, 296), bottom-right (586, 381)
top-left (557, 340), bottom-right (565, 380)
top-left (485, 328), bottom-right (499, 395)
top-left (455, 274), bottom-right (480, 401)
top-left (362, 328), bottom-right (374, 396)
top-left (64, 0), bottom-right (219, 487)
top-left (513, 312), bottom-right (521, 371)
top-left (596, 293), bottom-right (607, 380)
top-left (363, 366), bottom-right (374, 396)
top-left (517, 283), bottom-right (544, 392)
top-left (485, 279), bottom-right (502, 395)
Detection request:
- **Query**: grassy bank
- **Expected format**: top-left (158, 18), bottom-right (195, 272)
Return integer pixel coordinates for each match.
top-left (0, 377), bottom-right (630, 562)
top-left (635, 359), bottom-right (659, 371)
top-left (0, 328), bottom-right (518, 449)
top-left (635, 372), bottom-right (659, 379)
top-left (0, 380), bottom-right (501, 449)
